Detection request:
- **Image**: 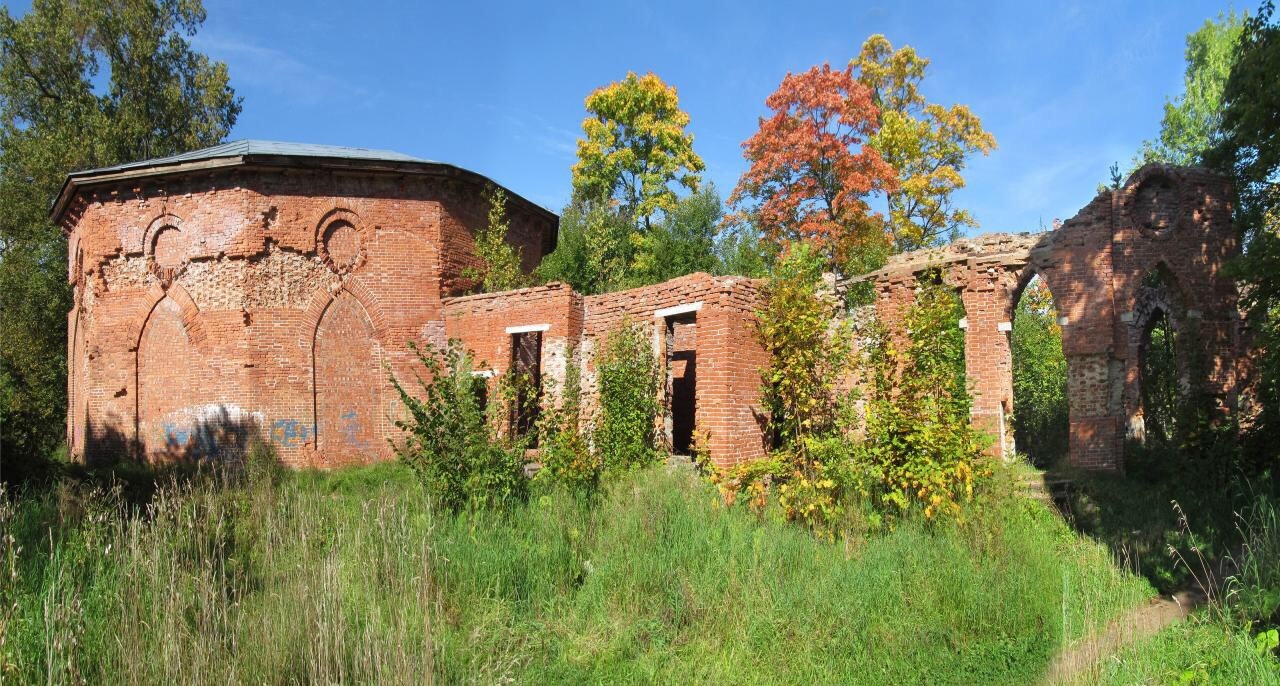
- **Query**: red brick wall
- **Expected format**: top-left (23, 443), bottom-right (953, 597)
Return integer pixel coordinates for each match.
top-left (442, 273), bottom-right (769, 469)
top-left (860, 165), bottom-right (1244, 471)
top-left (64, 163), bottom-right (555, 467)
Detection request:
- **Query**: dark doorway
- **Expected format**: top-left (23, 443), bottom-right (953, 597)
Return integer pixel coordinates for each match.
top-left (509, 331), bottom-right (542, 446)
top-left (664, 314), bottom-right (697, 455)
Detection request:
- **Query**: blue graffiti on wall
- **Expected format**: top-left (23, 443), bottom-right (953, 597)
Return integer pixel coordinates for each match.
top-left (340, 408), bottom-right (370, 450)
top-left (160, 421), bottom-right (224, 460)
top-left (271, 418), bottom-right (313, 447)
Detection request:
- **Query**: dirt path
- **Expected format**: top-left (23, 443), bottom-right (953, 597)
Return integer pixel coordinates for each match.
top-left (1043, 590), bottom-right (1203, 684)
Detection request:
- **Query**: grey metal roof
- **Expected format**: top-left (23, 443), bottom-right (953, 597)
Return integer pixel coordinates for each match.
top-left (53, 139), bottom-right (559, 227)
top-left (71, 139), bottom-right (436, 177)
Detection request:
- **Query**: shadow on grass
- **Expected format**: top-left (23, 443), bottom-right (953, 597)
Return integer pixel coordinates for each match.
top-left (1048, 432), bottom-right (1279, 600)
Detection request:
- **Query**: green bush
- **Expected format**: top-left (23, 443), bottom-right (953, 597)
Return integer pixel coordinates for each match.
top-left (390, 340), bottom-right (527, 511)
top-left (594, 322), bottom-right (661, 472)
top-left (534, 345), bottom-right (600, 492)
top-left (861, 272), bottom-right (986, 520)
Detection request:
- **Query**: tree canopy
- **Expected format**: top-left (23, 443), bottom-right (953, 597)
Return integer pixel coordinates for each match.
top-left (730, 62), bottom-right (898, 268)
top-left (852, 34), bottom-right (997, 252)
top-left (572, 72), bottom-right (705, 229)
top-left (1137, 11), bottom-right (1246, 167)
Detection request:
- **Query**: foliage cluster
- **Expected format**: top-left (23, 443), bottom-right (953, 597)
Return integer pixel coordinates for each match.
top-left (462, 184), bottom-right (528, 293)
top-left (718, 253), bottom-right (984, 535)
top-left (738, 244), bottom-right (861, 535)
top-left (390, 341), bottom-right (527, 512)
top-left (593, 322), bottom-right (662, 472)
top-left (861, 273), bottom-right (985, 519)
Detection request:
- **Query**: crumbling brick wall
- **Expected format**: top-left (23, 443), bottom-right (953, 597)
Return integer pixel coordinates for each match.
top-left (845, 165), bottom-right (1245, 470)
top-left (443, 272), bottom-right (770, 469)
top-left (62, 163), bottom-right (555, 467)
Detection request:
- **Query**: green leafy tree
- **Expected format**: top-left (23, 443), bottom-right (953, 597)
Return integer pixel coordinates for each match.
top-left (1137, 11), bottom-right (1247, 167)
top-left (852, 35), bottom-right (997, 252)
top-left (572, 71), bottom-right (705, 231)
top-left (535, 197), bottom-right (633, 294)
top-left (714, 218), bottom-right (775, 279)
top-left (464, 184), bottom-right (527, 293)
top-left (1210, 1), bottom-right (1280, 451)
top-left (627, 185), bottom-right (722, 287)
top-left (0, 0), bottom-right (240, 474)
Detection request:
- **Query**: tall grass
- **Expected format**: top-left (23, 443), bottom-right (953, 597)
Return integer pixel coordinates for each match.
top-left (0, 462), bottom-right (436, 684)
top-left (0, 459), bottom-right (1155, 684)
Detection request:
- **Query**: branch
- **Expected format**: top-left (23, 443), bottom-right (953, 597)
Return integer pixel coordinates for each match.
top-left (10, 43), bottom-right (61, 102)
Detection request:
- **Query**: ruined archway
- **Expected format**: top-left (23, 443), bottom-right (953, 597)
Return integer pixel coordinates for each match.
top-left (1128, 263), bottom-right (1192, 444)
top-left (840, 165), bottom-right (1244, 471)
top-left (1009, 270), bottom-right (1069, 466)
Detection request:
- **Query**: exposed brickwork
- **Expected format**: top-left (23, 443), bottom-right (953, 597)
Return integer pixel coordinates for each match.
top-left (442, 273), bottom-right (771, 469)
top-left (62, 156), bottom-right (556, 467)
top-left (844, 164), bottom-right (1247, 470)
top-left (64, 148), bottom-right (1242, 474)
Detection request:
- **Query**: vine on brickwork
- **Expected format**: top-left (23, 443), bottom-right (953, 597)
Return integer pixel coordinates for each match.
top-left (594, 321), bottom-right (662, 472)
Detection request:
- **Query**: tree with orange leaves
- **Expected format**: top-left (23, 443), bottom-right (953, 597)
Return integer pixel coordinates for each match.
top-left (730, 63), bottom-right (898, 269)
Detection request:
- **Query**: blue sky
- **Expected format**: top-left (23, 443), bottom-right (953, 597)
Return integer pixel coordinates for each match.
top-left (99, 1), bottom-right (1250, 234)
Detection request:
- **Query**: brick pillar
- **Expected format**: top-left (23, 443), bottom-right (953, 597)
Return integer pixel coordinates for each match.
top-left (960, 287), bottom-right (1014, 460)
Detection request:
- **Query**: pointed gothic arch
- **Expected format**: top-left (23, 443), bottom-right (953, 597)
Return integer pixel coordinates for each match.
top-left (310, 285), bottom-right (387, 465)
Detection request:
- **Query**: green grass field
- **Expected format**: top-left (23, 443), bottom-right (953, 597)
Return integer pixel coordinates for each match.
top-left (0, 459), bottom-right (1276, 684)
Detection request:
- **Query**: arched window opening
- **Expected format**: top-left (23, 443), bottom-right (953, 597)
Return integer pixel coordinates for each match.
top-left (1140, 307), bottom-right (1181, 444)
top-left (1010, 274), bottom-right (1068, 467)
top-left (1135, 265), bottom-right (1186, 446)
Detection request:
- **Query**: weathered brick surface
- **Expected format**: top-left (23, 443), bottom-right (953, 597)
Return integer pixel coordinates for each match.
top-left (846, 165), bottom-right (1247, 470)
top-left (63, 162), bottom-right (556, 467)
top-left (64, 152), bottom-right (1242, 474)
top-left (442, 273), bottom-right (770, 468)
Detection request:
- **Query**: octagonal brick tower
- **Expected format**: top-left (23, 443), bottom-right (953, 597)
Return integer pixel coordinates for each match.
top-left (55, 140), bottom-right (557, 468)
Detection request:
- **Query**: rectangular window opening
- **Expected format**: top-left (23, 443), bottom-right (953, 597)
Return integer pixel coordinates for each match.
top-left (663, 313), bottom-right (697, 456)
top-left (509, 331), bottom-right (543, 447)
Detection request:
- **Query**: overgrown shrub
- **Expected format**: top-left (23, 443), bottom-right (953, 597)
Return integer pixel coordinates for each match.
top-left (861, 273), bottom-right (985, 519)
top-left (716, 244), bottom-right (863, 537)
top-left (390, 340), bottom-right (527, 511)
top-left (756, 242), bottom-right (852, 452)
top-left (594, 322), bottom-right (661, 472)
top-left (534, 345), bottom-right (600, 491)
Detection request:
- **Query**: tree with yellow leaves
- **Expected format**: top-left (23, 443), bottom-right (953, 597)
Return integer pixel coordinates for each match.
top-left (572, 72), bottom-right (705, 231)
top-left (852, 35), bottom-right (997, 252)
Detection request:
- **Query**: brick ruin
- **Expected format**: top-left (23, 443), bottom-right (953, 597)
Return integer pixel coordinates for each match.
top-left (59, 142), bottom-right (1247, 472)
top-left (58, 142), bottom-right (769, 469)
top-left (846, 164), bottom-right (1247, 469)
